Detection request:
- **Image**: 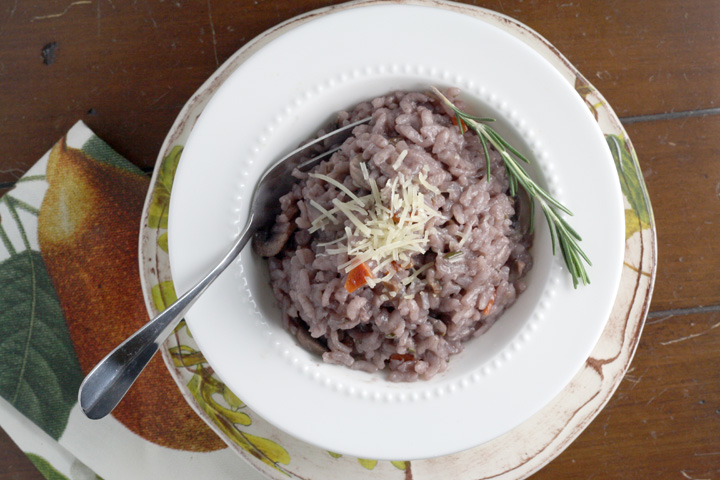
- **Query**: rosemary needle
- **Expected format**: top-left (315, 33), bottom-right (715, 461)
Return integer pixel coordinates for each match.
top-left (431, 87), bottom-right (591, 288)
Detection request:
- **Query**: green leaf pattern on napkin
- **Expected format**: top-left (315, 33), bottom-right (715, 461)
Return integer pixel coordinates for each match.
top-left (26, 453), bottom-right (73, 480)
top-left (82, 135), bottom-right (143, 175)
top-left (0, 190), bottom-right (83, 440)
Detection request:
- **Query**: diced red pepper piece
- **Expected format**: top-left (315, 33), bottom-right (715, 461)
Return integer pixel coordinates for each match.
top-left (345, 262), bottom-right (374, 293)
top-left (389, 353), bottom-right (415, 362)
top-left (451, 116), bottom-right (469, 133)
top-left (483, 291), bottom-right (496, 316)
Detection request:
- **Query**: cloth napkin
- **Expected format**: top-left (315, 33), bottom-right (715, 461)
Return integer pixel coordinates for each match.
top-left (0, 122), bottom-right (264, 480)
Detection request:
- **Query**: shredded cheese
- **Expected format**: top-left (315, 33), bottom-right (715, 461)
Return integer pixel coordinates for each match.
top-left (317, 237), bottom-right (346, 248)
top-left (392, 149), bottom-right (409, 170)
top-left (308, 173), bottom-right (366, 205)
top-left (401, 261), bottom-right (435, 286)
top-left (310, 161), bottom-right (441, 288)
top-left (309, 199), bottom-right (339, 225)
top-left (372, 257), bottom-right (395, 275)
top-left (417, 171), bottom-right (440, 194)
top-left (456, 224), bottom-right (472, 248)
top-left (332, 198), bottom-right (372, 237)
top-left (360, 161), bottom-right (370, 180)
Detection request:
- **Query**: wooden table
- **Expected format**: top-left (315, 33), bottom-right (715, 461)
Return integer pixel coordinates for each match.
top-left (1, 1), bottom-right (718, 478)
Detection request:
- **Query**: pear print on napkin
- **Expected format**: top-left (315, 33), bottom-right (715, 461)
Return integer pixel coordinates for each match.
top-left (24, 134), bottom-right (224, 451)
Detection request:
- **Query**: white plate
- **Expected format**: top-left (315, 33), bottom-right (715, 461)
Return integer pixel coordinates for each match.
top-left (168, 3), bottom-right (624, 461)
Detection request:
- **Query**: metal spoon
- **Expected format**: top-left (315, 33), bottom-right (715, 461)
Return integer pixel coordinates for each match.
top-left (78, 116), bottom-right (371, 420)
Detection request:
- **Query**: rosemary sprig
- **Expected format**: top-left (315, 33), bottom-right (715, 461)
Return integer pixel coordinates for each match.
top-left (431, 87), bottom-right (591, 288)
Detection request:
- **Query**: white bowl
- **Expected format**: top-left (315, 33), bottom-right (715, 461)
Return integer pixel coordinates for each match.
top-left (167, 3), bottom-right (624, 460)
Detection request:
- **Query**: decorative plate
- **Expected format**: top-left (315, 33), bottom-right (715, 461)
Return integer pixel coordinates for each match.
top-left (139, 0), bottom-right (656, 478)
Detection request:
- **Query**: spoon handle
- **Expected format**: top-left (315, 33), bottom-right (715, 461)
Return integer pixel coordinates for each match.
top-left (78, 213), bottom-right (256, 420)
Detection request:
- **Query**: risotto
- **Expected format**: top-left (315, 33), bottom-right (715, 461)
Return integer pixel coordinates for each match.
top-left (254, 89), bottom-right (533, 381)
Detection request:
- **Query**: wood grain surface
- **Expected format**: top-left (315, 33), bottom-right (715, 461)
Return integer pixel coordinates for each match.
top-left (1, 1), bottom-right (718, 479)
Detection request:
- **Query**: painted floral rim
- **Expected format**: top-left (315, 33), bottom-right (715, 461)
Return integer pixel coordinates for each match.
top-left (138, 1), bottom-right (656, 479)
